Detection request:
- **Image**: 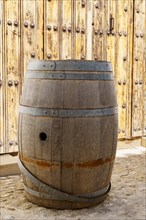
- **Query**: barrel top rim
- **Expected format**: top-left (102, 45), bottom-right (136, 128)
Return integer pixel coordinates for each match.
top-left (27, 60), bottom-right (112, 71)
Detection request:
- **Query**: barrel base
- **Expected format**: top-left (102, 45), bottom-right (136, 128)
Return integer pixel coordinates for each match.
top-left (25, 190), bottom-right (108, 209)
top-left (18, 158), bottom-right (111, 209)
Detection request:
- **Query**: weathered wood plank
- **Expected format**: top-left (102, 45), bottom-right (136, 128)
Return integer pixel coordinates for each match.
top-left (116, 0), bottom-right (133, 139)
top-left (92, 0), bottom-right (131, 144)
top-left (44, 0), bottom-right (60, 60)
top-left (112, 114), bottom-right (119, 156)
top-left (107, 0), bottom-right (133, 139)
top-left (93, 0), bottom-right (108, 60)
top-left (35, 117), bottom-right (52, 162)
top-left (144, 59), bottom-right (146, 135)
top-left (60, 0), bottom-right (72, 59)
top-left (74, 118), bottom-right (100, 162)
top-left (0, 0), bottom-right (4, 153)
top-left (21, 0), bottom-right (44, 80)
top-left (106, 0), bottom-right (115, 65)
top-left (74, 0), bottom-right (86, 59)
top-left (51, 118), bottom-right (62, 208)
top-left (124, 0), bottom-right (133, 139)
top-left (99, 116), bottom-right (114, 158)
top-left (132, 0), bottom-right (145, 137)
top-left (4, 0), bottom-right (21, 153)
top-left (86, 0), bottom-right (93, 60)
top-left (61, 118), bottom-right (75, 195)
top-left (19, 115), bottom-right (38, 199)
top-left (21, 78), bottom-right (117, 109)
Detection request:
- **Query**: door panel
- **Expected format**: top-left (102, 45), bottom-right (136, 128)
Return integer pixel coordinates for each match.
top-left (132, 0), bottom-right (146, 137)
top-left (3, 0), bottom-right (21, 152)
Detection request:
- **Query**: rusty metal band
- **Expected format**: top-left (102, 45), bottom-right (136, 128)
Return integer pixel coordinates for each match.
top-left (19, 106), bottom-right (118, 117)
top-left (27, 60), bottom-right (112, 72)
top-left (26, 72), bottom-right (114, 81)
top-left (19, 153), bottom-right (115, 169)
top-left (18, 158), bottom-right (111, 203)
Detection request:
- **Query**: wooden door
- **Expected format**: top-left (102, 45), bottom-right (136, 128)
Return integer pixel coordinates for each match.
top-left (107, 0), bottom-right (133, 139)
top-left (2, 0), bottom-right (21, 153)
top-left (132, 0), bottom-right (146, 137)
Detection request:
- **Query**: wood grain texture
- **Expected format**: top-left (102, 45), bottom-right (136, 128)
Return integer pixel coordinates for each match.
top-left (74, 0), bottom-right (86, 59)
top-left (106, 0), bottom-right (115, 66)
top-left (21, 0), bottom-right (44, 80)
top-left (93, 0), bottom-right (108, 60)
top-left (0, 0), bottom-right (4, 153)
top-left (21, 79), bottom-right (117, 109)
top-left (144, 52), bottom-right (146, 135)
top-left (132, 0), bottom-right (145, 137)
top-left (103, 0), bottom-right (133, 139)
top-left (44, 0), bottom-right (60, 60)
top-left (86, 0), bottom-right (93, 60)
top-left (19, 61), bottom-right (118, 209)
top-left (4, 0), bottom-right (21, 153)
top-left (114, 0), bottom-right (133, 139)
top-left (61, 0), bottom-right (72, 59)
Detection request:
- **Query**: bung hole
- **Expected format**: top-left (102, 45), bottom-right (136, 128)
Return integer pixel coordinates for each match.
top-left (39, 132), bottom-right (47, 141)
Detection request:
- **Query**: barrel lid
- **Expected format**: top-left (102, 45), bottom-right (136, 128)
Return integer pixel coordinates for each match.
top-left (27, 60), bottom-right (112, 72)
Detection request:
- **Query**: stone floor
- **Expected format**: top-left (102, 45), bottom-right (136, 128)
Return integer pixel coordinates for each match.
top-left (0, 146), bottom-right (146, 220)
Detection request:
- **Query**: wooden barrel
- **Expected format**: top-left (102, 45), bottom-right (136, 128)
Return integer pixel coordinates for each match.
top-left (18, 60), bottom-right (118, 209)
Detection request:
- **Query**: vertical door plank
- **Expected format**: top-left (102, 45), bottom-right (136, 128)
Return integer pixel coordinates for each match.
top-left (101, 0), bottom-right (108, 60)
top-left (44, 0), bottom-right (60, 60)
top-left (93, 0), bottom-right (108, 60)
top-left (132, 0), bottom-right (145, 137)
top-left (0, 0), bottom-right (4, 153)
top-left (74, 0), bottom-right (86, 59)
top-left (110, 0), bottom-right (133, 139)
top-left (106, 0), bottom-right (133, 139)
top-left (126, 0), bottom-right (134, 138)
top-left (114, 0), bottom-right (127, 139)
top-left (144, 57), bottom-right (146, 135)
top-left (61, 0), bottom-right (72, 59)
top-left (86, 0), bottom-right (93, 60)
top-left (4, 0), bottom-right (21, 153)
top-left (106, 0), bottom-right (115, 65)
top-left (21, 0), bottom-right (44, 80)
